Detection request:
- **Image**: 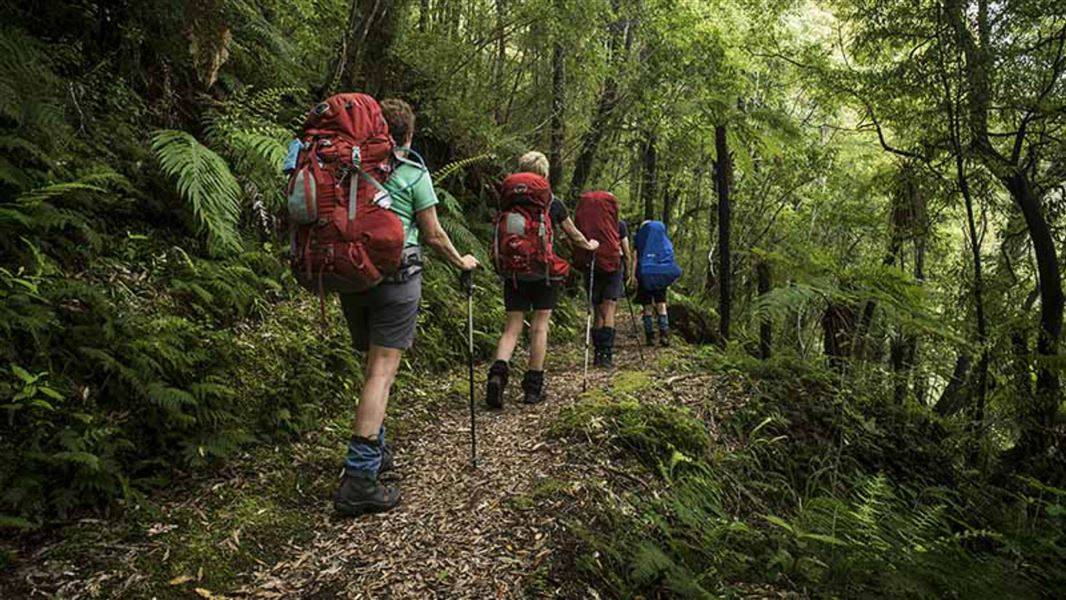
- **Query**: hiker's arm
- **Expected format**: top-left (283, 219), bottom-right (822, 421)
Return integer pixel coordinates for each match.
top-left (416, 206), bottom-right (478, 270)
top-left (559, 218), bottom-right (599, 252)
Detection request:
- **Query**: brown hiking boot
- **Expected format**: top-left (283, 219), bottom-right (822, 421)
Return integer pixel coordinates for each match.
top-left (486, 360), bottom-right (509, 410)
top-left (522, 370), bottom-right (546, 404)
top-left (334, 474), bottom-right (401, 517)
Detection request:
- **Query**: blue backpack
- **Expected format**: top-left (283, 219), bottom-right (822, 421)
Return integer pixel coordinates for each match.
top-left (635, 220), bottom-right (681, 291)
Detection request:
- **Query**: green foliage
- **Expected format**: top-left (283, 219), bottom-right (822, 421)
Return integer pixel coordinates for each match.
top-left (567, 354), bottom-right (1064, 598)
top-left (151, 130), bottom-right (243, 254)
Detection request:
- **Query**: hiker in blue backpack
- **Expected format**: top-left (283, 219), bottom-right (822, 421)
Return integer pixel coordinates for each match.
top-left (629, 220), bottom-right (682, 347)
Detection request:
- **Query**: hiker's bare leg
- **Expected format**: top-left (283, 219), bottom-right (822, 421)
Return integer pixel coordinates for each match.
top-left (656, 302), bottom-right (668, 316)
top-left (594, 303), bottom-right (606, 329)
top-left (643, 304), bottom-right (653, 317)
top-left (528, 309), bottom-right (552, 370)
top-left (354, 345), bottom-right (403, 438)
top-left (495, 311), bottom-right (526, 362)
top-left (602, 300), bottom-right (617, 329)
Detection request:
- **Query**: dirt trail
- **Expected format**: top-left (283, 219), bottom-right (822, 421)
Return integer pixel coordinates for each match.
top-left (232, 342), bottom-right (644, 599)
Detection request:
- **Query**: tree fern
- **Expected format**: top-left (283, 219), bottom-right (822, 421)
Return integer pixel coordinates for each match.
top-left (150, 129), bottom-right (242, 254)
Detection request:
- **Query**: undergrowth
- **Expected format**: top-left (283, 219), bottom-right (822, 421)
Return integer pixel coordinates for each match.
top-left (556, 347), bottom-right (1066, 598)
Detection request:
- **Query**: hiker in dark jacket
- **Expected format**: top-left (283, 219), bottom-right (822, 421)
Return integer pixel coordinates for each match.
top-left (485, 151), bottom-right (599, 407)
top-left (334, 99), bottom-right (479, 518)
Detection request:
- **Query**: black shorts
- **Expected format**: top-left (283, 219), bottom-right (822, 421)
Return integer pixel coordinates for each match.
top-left (634, 284), bottom-right (667, 306)
top-left (339, 272), bottom-right (422, 351)
top-left (503, 279), bottom-right (559, 312)
top-left (586, 269), bottom-right (624, 305)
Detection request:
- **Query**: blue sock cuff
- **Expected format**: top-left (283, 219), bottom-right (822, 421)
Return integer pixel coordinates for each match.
top-left (657, 313), bottom-right (669, 330)
top-left (345, 435), bottom-right (382, 478)
top-left (642, 315), bottom-right (654, 334)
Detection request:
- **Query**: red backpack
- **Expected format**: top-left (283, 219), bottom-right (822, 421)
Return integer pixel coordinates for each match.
top-left (493, 173), bottom-right (570, 282)
top-left (285, 93), bottom-right (404, 297)
top-left (573, 191), bottom-right (622, 272)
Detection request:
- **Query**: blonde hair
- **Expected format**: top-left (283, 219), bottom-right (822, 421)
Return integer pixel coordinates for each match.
top-left (517, 151), bottom-right (550, 177)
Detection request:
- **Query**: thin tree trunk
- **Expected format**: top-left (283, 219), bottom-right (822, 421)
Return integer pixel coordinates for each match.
top-left (419, 0), bottom-right (429, 32)
top-left (549, 8), bottom-right (566, 190)
top-left (715, 122), bottom-right (732, 345)
top-left (493, 0), bottom-right (506, 124)
top-left (641, 131), bottom-right (658, 221)
top-left (567, 0), bottom-right (625, 197)
top-left (661, 184), bottom-right (675, 230)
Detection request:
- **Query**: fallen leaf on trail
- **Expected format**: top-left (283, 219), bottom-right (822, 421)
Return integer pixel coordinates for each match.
top-left (168, 574), bottom-right (194, 585)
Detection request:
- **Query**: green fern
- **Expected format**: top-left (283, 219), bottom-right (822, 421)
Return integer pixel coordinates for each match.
top-left (150, 129), bottom-right (242, 254)
top-left (433, 152), bottom-right (495, 183)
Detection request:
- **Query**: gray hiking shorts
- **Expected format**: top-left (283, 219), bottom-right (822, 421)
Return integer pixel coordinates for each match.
top-left (340, 271), bottom-right (422, 352)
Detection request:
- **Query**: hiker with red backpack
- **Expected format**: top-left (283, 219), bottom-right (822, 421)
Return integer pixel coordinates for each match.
top-left (285, 95), bottom-right (477, 517)
top-left (573, 191), bottom-right (633, 368)
top-left (485, 151), bottom-right (599, 408)
top-left (630, 220), bottom-right (682, 347)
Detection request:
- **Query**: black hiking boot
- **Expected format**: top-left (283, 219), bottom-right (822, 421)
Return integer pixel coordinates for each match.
top-left (591, 328), bottom-right (604, 367)
top-left (333, 474), bottom-right (401, 517)
top-left (659, 330), bottom-right (670, 347)
top-left (602, 327), bottom-right (615, 368)
top-left (486, 360), bottom-right (509, 410)
top-left (521, 370), bottom-right (546, 404)
top-left (645, 331), bottom-right (656, 347)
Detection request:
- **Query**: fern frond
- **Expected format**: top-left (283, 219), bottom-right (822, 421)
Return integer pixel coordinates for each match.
top-left (439, 215), bottom-right (489, 263)
top-left (150, 129), bottom-right (242, 254)
top-left (433, 153), bottom-right (495, 183)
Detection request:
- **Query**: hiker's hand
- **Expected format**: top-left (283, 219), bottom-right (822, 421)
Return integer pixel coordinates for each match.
top-left (458, 254), bottom-right (479, 271)
top-left (587, 239), bottom-right (600, 252)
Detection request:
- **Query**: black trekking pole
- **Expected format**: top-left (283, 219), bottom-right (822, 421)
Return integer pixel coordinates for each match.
top-left (461, 270), bottom-right (477, 468)
top-left (583, 254), bottom-right (596, 393)
top-left (623, 278), bottom-right (646, 368)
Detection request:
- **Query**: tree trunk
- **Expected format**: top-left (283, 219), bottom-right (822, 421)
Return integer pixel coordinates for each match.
top-left (945, 0), bottom-right (1064, 459)
top-left (493, 0), bottom-right (506, 124)
top-left (823, 301), bottom-right (856, 370)
top-left (758, 260), bottom-right (772, 359)
top-left (549, 12), bottom-right (566, 190)
top-left (641, 130), bottom-right (658, 221)
top-left (661, 184), bottom-right (675, 230)
top-left (935, 352), bottom-right (973, 416)
top-left (1007, 173), bottom-right (1064, 456)
top-left (419, 0), bottom-right (429, 32)
top-left (567, 0), bottom-right (625, 197)
top-left (715, 122), bottom-right (732, 345)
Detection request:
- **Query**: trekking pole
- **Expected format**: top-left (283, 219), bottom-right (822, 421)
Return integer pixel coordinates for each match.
top-left (461, 270), bottom-right (477, 468)
top-left (583, 254), bottom-right (596, 393)
top-left (623, 278), bottom-right (646, 368)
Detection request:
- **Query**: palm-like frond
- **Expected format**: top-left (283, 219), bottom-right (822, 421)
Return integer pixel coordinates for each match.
top-left (150, 129), bottom-right (242, 254)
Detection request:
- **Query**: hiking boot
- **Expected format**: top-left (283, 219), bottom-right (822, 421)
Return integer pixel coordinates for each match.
top-left (333, 474), bottom-right (401, 517)
top-left (521, 370), bottom-right (546, 404)
top-left (659, 331), bottom-right (670, 347)
top-left (601, 327), bottom-right (615, 368)
top-left (645, 331), bottom-right (656, 347)
top-left (486, 360), bottom-right (509, 410)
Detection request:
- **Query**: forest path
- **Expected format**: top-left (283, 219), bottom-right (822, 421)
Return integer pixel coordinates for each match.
top-left (233, 338), bottom-right (650, 599)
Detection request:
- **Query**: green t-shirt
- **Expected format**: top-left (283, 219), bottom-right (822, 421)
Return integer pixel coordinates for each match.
top-left (382, 160), bottom-right (438, 248)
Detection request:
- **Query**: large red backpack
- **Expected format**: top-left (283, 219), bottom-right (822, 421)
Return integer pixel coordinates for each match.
top-left (285, 93), bottom-right (404, 297)
top-left (493, 173), bottom-right (570, 282)
top-left (573, 191), bottom-right (622, 272)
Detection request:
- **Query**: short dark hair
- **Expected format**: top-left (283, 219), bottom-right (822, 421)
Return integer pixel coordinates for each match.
top-left (380, 98), bottom-right (415, 146)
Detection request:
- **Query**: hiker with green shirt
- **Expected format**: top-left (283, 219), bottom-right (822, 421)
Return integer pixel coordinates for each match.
top-left (333, 98), bottom-right (479, 518)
